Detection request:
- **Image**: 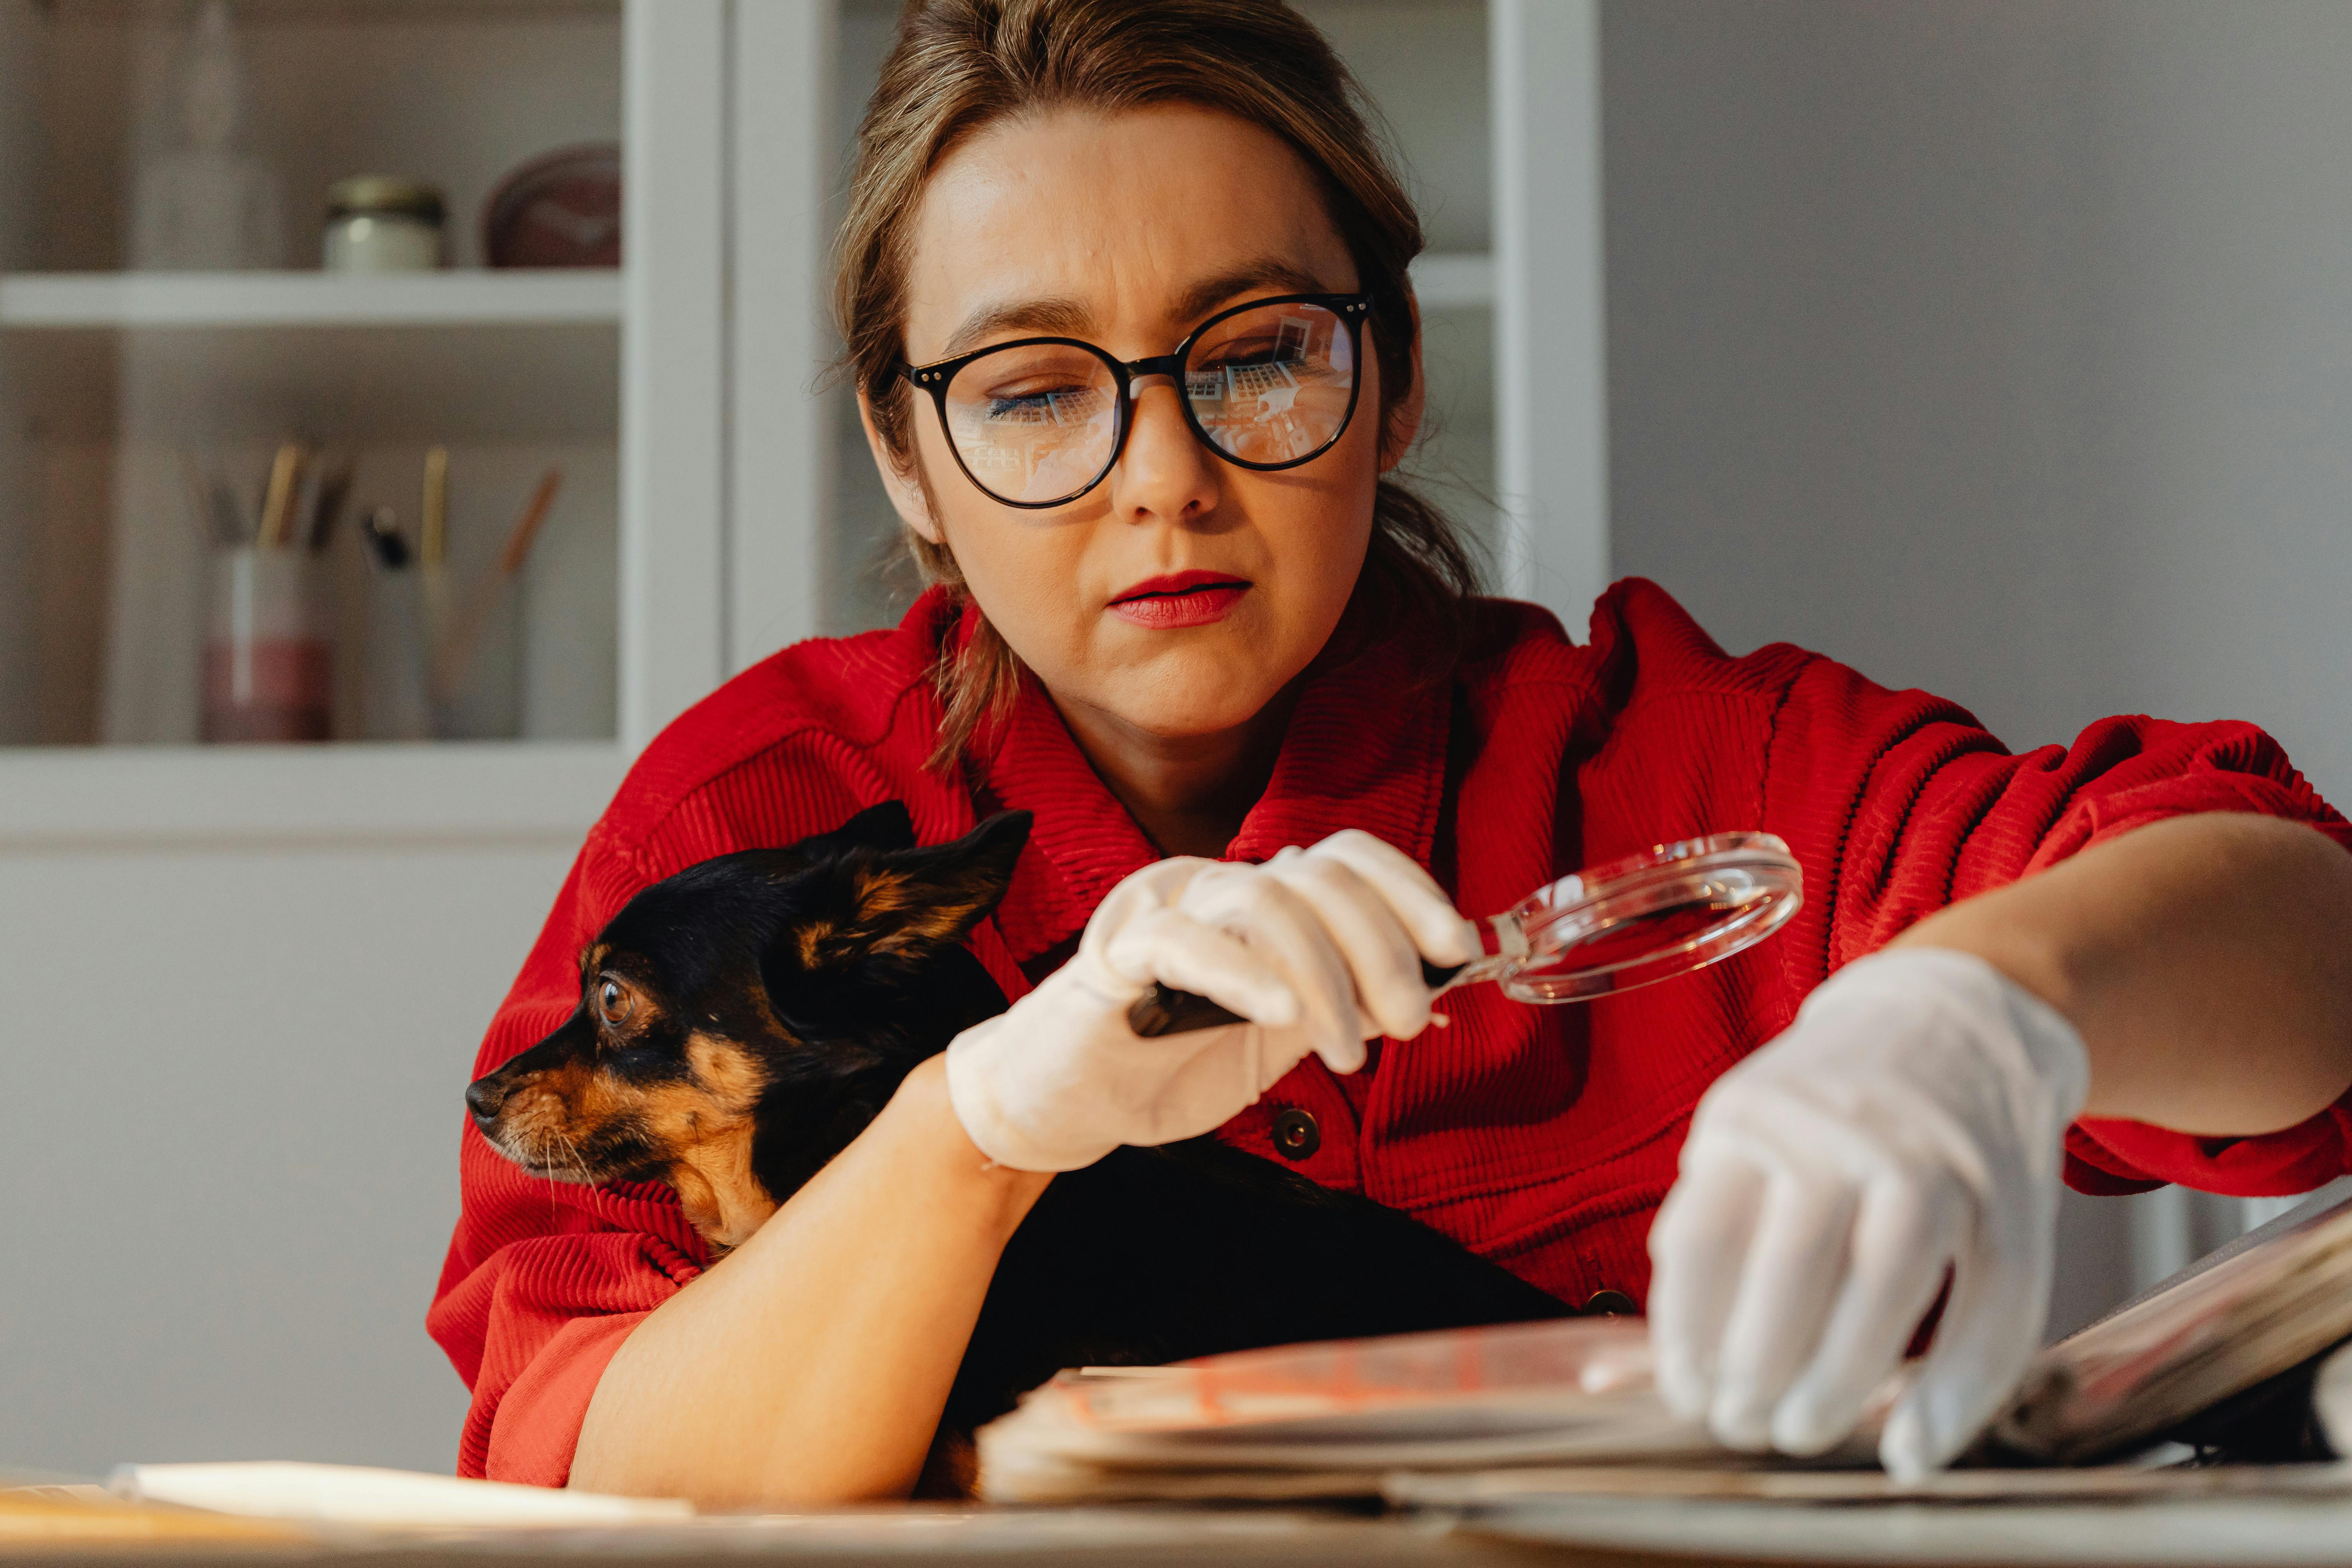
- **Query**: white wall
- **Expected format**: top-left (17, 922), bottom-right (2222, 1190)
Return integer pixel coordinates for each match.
top-left (0, 839), bottom-right (575, 1475)
top-left (1604, 0), bottom-right (2352, 804)
top-left (1602, 0), bottom-right (2352, 1333)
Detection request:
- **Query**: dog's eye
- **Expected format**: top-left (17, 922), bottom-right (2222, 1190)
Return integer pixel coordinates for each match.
top-left (594, 975), bottom-right (636, 1027)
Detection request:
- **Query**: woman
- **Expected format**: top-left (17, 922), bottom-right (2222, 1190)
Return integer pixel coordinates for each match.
top-left (430, 0), bottom-right (2352, 1505)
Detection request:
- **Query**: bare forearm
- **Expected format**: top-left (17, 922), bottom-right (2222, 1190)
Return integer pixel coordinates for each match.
top-left (1894, 813), bottom-right (2352, 1134)
top-left (569, 1055), bottom-right (1050, 1507)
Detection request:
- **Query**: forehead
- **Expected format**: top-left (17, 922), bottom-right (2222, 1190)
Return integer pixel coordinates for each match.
top-left (902, 103), bottom-right (1357, 358)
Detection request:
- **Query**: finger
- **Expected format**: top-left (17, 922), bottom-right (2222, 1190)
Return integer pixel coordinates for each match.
top-left (1102, 908), bottom-right (1300, 1029)
top-left (1264, 851), bottom-right (1432, 1040)
top-left (1303, 830), bottom-right (1479, 965)
top-left (1881, 1250), bottom-right (2047, 1482)
top-left (1770, 1175), bottom-right (1964, 1456)
top-left (1647, 1149), bottom-right (1766, 1423)
top-left (1177, 873), bottom-right (1364, 1070)
top-left (1706, 1162), bottom-right (1855, 1451)
top-left (1142, 1023), bottom-right (1318, 1141)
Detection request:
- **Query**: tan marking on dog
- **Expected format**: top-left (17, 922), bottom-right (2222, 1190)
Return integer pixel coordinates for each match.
top-left (794, 918), bottom-right (836, 968)
top-left (852, 866), bottom-right (988, 957)
top-left (686, 1031), bottom-right (769, 1110)
top-left (488, 1058), bottom-right (609, 1181)
top-left (666, 1127), bottom-right (776, 1252)
top-left (479, 1030), bottom-right (779, 1249)
top-left (578, 942), bottom-right (611, 979)
top-left (914, 1429), bottom-right (979, 1500)
top-left (619, 1033), bottom-right (775, 1250)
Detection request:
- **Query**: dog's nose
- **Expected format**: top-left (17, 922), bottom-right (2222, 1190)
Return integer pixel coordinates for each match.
top-left (465, 1078), bottom-right (509, 1123)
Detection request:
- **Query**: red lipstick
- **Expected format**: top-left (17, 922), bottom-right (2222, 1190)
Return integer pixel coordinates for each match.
top-left (1108, 570), bottom-right (1251, 629)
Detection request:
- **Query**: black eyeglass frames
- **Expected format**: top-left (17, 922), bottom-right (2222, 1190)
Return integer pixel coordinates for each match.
top-left (896, 291), bottom-right (1375, 509)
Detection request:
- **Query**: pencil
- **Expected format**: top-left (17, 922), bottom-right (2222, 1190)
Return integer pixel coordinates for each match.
top-left (257, 442), bottom-right (305, 549)
top-left (421, 445), bottom-right (449, 570)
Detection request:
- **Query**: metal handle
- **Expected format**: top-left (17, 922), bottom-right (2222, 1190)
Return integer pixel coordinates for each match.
top-left (1126, 959), bottom-right (1466, 1038)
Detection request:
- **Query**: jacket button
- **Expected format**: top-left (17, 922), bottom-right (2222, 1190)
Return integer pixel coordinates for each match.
top-left (1271, 1108), bottom-right (1321, 1161)
top-left (1584, 1289), bottom-right (1638, 1317)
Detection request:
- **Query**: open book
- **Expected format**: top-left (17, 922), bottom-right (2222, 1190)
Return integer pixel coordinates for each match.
top-left (978, 1178), bottom-right (2352, 1502)
top-left (1991, 1174), bottom-right (2352, 1464)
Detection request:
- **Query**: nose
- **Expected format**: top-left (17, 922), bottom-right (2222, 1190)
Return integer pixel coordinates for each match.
top-left (1111, 377), bottom-right (1220, 524)
top-left (464, 1076), bottom-right (509, 1124)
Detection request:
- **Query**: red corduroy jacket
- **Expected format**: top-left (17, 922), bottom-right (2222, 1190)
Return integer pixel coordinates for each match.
top-left (429, 578), bottom-right (2352, 1485)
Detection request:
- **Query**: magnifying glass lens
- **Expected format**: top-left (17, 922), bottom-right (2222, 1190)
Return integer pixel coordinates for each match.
top-left (1496, 834), bottom-right (1803, 1003)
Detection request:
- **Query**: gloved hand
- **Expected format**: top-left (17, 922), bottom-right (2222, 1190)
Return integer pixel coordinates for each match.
top-left (1647, 946), bottom-right (2090, 1480)
top-left (944, 830), bottom-right (1476, 1172)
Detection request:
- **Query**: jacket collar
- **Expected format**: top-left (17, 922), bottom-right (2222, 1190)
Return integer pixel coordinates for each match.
top-left (932, 591), bottom-right (1455, 966)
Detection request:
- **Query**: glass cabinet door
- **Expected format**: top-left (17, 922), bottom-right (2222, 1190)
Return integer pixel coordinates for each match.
top-left (0, 0), bottom-right (621, 747)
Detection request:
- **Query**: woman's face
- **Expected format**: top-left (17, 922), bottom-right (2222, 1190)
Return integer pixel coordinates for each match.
top-left (867, 103), bottom-right (1419, 743)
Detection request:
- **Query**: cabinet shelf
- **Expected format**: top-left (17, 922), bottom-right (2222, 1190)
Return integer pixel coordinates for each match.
top-left (0, 269), bottom-right (621, 331)
top-left (0, 742), bottom-right (624, 849)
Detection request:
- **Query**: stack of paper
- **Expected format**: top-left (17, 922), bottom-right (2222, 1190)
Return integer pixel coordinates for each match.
top-left (975, 1316), bottom-right (1723, 1503)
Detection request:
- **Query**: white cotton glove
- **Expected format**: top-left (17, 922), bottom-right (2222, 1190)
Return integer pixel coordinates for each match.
top-left (1647, 947), bottom-right (2090, 1481)
top-left (944, 830), bottom-right (1478, 1172)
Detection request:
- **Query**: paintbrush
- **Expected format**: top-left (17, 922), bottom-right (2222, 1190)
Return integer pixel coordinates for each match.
top-left (429, 468), bottom-right (562, 707)
top-left (419, 445), bottom-right (452, 654)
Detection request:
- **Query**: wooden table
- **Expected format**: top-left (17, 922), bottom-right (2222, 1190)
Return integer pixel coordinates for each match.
top-left (12, 1484), bottom-right (2352, 1568)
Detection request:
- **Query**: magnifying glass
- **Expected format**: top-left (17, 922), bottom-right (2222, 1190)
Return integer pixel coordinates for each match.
top-left (1127, 832), bottom-right (1805, 1038)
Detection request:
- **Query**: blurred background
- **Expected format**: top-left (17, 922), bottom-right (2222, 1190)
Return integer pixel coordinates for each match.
top-left (1, 0), bottom-right (2344, 1474)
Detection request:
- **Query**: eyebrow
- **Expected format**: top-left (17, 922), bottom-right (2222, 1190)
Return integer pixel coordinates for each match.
top-left (931, 257), bottom-right (1341, 362)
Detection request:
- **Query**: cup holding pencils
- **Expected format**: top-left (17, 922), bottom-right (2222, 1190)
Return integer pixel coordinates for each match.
top-left (356, 450), bottom-right (563, 741)
top-left (194, 442), bottom-right (348, 744)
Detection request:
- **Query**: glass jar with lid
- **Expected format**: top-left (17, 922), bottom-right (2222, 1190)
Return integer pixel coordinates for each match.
top-left (322, 175), bottom-right (445, 272)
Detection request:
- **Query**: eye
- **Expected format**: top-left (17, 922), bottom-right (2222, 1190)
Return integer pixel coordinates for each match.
top-left (594, 975), bottom-right (636, 1027)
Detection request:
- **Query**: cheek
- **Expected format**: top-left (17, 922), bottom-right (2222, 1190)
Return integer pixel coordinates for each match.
top-left (1247, 432), bottom-right (1382, 610)
top-left (916, 422), bottom-right (1100, 662)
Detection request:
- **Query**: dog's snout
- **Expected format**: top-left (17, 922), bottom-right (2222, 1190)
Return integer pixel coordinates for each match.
top-left (465, 1076), bottom-right (510, 1123)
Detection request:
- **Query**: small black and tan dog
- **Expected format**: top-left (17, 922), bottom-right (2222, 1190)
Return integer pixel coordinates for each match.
top-left (466, 802), bottom-right (1568, 1444)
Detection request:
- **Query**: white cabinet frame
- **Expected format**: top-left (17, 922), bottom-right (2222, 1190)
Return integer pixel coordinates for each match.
top-left (1490, 0), bottom-right (1610, 625)
top-left (621, 0), bottom-right (731, 749)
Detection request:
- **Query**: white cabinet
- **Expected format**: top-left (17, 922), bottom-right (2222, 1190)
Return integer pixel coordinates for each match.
top-left (0, 0), bottom-right (1604, 850)
top-left (0, 0), bottom-right (653, 847)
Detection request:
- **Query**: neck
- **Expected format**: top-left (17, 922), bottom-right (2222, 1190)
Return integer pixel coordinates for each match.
top-left (1054, 684), bottom-right (1302, 859)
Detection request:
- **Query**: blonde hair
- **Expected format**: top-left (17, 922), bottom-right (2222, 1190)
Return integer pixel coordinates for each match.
top-left (833, 0), bottom-right (1479, 767)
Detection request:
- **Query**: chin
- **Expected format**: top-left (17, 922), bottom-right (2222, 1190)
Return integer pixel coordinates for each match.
top-left (1112, 643), bottom-right (1303, 736)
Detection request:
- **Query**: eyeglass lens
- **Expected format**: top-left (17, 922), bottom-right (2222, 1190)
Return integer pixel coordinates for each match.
top-left (941, 299), bottom-right (1357, 506)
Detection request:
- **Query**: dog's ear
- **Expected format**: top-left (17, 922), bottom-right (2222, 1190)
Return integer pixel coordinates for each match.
top-left (846, 810), bottom-right (1032, 960)
top-left (806, 800), bottom-right (918, 856)
top-left (780, 810), bottom-right (1032, 975)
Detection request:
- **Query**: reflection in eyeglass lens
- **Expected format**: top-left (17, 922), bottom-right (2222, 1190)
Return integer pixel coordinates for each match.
top-left (1186, 302), bottom-right (1354, 465)
top-left (945, 344), bottom-right (1121, 505)
top-left (940, 301), bottom-right (1357, 504)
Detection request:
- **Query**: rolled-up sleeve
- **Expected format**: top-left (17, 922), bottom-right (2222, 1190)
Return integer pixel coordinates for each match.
top-left (1762, 651), bottom-right (2352, 1198)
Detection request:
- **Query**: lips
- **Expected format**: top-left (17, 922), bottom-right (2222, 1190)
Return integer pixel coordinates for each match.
top-left (1108, 571), bottom-right (1252, 629)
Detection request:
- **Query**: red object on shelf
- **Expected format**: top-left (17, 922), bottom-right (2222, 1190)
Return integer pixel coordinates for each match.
top-left (202, 638), bottom-right (331, 742)
top-left (480, 144), bottom-right (622, 269)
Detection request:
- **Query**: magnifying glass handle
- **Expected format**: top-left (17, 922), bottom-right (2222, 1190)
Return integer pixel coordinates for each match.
top-left (1127, 959), bottom-right (1468, 1039)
